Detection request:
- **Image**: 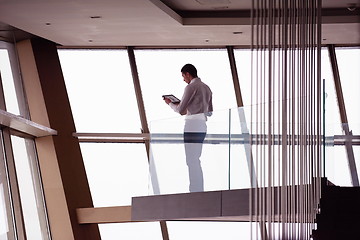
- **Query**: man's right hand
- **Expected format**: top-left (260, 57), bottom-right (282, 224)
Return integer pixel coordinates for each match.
top-left (164, 98), bottom-right (172, 105)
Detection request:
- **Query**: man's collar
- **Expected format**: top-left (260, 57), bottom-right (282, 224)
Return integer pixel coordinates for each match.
top-left (190, 77), bottom-right (200, 84)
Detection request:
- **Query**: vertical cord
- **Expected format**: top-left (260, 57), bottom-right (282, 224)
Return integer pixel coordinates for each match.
top-left (267, 0), bottom-right (273, 237)
top-left (250, 0), bottom-right (255, 238)
top-left (281, 0), bottom-right (288, 238)
top-left (251, 1), bottom-right (320, 238)
top-left (254, 2), bottom-right (258, 239)
top-left (228, 108), bottom-right (231, 190)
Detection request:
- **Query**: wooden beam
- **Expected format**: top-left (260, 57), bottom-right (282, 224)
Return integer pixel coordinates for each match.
top-left (0, 109), bottom-right (57, 137)
top-left (77, 206), bottom-right (133, 224)
top-left (226, 46), bottom-right (244, 108)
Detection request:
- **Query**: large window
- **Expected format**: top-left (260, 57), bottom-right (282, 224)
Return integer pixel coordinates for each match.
top-left (323, 47), bottom-right (360, 186)
top-left (58, 46), bottom-right (360, 239)
top-left (11, 136), bottom-right (50, 240)
top-left (134, 49), bottom-right (237, 123)
top-left (335, 47), bottom-right (360, 134)
top-left (58, 49), bottom-right (142, 133)
top-left (0, 41), bottom-right (50, 240)
top-left (0, 43), bottom-right (21, 115)
top-left (80, 143), bottom-right (149, 207)
top-left (0, 132), bottom-right (14, 240)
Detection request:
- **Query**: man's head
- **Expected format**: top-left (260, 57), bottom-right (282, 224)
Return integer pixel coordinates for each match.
top-left (181, 64), bottom-right (198, 84)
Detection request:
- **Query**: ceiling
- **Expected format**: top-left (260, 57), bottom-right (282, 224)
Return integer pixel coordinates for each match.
top-left (0, 0), bottom-right (359, 47)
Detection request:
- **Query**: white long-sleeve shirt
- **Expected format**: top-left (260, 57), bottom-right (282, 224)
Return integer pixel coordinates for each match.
top-left (169, 78), bottom-right (213, 117)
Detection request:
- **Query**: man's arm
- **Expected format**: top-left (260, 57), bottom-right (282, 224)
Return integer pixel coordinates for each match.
top-left (165, 84), bottom-right (194, 115)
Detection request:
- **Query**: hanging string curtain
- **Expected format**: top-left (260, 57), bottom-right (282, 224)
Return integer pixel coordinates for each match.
top-left (250, 0), bottom-right (322, 239)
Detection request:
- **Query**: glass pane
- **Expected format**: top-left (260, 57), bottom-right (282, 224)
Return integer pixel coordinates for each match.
top-left (229, 106), bottom-right (253, 189)
top-left (322, 48), bottom-right (342, 135)
top-left (98, 222), bottom-right (162, 240)
top-left (134, 49), bottom-right (237, 123)
top-left (167, 221), bottom-right (254, 240)
top-left (80, 143), bottom-right (149, 207)
top-left (355, 146), bottom-right (360, 182)
top-left (58, 49), bottom-right (142, 133)
top-left (0, 43), bottom-right (20, 115)
top-left (327, 145), bottom-right (352, 186)
top-left (11, 136), bottom-right (50, 240)
top-left (0, 136), bottom-right (14, 240)
top-left (149, 110), bottom-right (231, 194)
top-left (335, 47), bottom-right (360, 134)
top-left (149, 106), bottom-right (255, 195)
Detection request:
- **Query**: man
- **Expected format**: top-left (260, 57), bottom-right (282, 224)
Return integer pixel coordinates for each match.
top-left (164, 63), bottom-right (213, 192)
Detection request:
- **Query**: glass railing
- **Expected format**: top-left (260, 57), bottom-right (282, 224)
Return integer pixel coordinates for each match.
top-left (325, 123), bottom-right (360, 186)
top-left (148, 107), bottom-right (249, 195)
top-left (148, 106), bottom-right (359, 195)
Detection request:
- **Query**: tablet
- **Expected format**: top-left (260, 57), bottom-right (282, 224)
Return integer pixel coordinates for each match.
top-left (162, 94), bottom-right (180, 103)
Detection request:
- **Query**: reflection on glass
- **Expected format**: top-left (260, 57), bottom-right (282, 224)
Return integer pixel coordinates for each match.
top-left (11, 136), bottom-right (49, 240)
top-left (58, 49), bottom-right (142, 133)
top-left (80, 143), bottom-right (149, 207)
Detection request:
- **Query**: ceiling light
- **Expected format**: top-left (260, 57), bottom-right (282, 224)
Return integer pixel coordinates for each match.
top-left (347, 3), bottom-right (357, 11)
top-left (213, 6), bottom-right (229, 10)
top-left (195, 0), bottom-right (231, 5)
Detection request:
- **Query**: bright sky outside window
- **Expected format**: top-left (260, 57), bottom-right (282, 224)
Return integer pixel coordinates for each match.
top-left (335, 47), bottom-right (360, 134)
top-left (58, 49), bottom-right (142, 133)
top-left (80, 143), bottom-right (149, 207)
top-left (134, 49), bottom-right (237, 124)
top-left (11, 136), bottom-right (49, 240)
top-left (0, 164), bottom-right (12, 239)
top-left (0, 47), bottom-right (20, 115)
top-left (98, 222), bottom-right (162, 240)
top-left (55, 46), bottom-right (359, 238)
top-left (322, 48), bottom-right (341, 135)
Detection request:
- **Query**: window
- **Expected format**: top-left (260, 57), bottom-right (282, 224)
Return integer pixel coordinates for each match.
top-left (134, 49), bottom-right (237, 123)
top-left (335, 47), bottom-right (360, 134)
top-left (98, 222), bottom-right (162, 240)
top-left (0, 40), bottom-right (51, 240)
top-left (0, 43), bottom-right (21, 115)
top-left (11, 136), bottom-right (50, 240)
top-left (58, 49), bottom-right (142, 133)
top-left (81, 143), bottom-right (149, 207)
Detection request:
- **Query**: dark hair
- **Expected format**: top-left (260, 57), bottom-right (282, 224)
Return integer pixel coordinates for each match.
top-left (181, 64), bottom-right (198, 77)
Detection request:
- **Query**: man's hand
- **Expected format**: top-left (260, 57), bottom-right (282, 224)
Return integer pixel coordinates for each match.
top-left (164, 97), bottom-right (172, 105)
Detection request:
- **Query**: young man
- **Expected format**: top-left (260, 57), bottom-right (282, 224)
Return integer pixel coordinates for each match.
top-left (164, 63), bottom-right (213, 192)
